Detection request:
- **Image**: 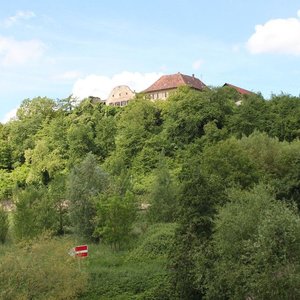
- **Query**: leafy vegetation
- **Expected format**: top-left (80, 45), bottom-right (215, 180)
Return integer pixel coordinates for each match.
top-left (1, 87), bottom-right (300, 298)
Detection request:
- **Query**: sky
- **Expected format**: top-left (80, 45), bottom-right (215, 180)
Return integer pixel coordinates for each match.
top-left (0, 0), bottom-right (300, 122)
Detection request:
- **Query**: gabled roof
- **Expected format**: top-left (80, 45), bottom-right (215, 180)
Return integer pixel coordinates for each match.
top-left (144, 72), bottom-right (206, 93)
top-left (223, 83), bottom-right (252, 95)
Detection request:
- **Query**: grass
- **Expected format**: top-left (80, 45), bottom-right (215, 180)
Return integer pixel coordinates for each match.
top-left (0, 223), bottom-right (175, 299)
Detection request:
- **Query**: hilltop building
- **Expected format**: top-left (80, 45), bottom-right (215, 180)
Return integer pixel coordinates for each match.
top-left (106, 85), bottom-right (135, 106)
top-left (101, 75), bottom-right (253, 107)
top-left (143, 72), bottom-right (207, 100)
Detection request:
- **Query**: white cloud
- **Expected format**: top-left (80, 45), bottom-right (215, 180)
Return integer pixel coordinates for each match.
top-left (247, 10), bottom-right (300, 55)
top-left (72, 71), bottom-right (163, 100)
top-left (54, 71), bottom-right (82, 81)
top-left (0, 36), bottom-right (45, 66)
top-left (192, 59), bottom-right (203, 70)
top-left (4, 10), bottom-right (35, 27)
top-left (1, 107), bottom-right (18, 123)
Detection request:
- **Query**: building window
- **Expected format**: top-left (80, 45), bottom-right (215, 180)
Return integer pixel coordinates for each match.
top-left (157, 93), bottom-right (159, 99)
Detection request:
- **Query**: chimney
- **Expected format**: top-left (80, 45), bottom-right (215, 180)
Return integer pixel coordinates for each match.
top-left (192, 74), bottom-right (195, 78)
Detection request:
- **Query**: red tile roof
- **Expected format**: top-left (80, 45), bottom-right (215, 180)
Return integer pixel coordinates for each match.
top-left (223, 83), bottom-right (252, 95)
top-left (144, 72), bottom-right (206, 93)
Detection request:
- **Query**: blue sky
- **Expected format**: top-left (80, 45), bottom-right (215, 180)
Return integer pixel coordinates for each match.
top-left (1, 0), bottom-right (300, 122)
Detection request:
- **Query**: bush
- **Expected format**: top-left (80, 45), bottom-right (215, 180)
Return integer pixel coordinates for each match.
top-left (83, 258), bottom-right (172, 300)
top-left (127, 223), bottom-right (176, 261)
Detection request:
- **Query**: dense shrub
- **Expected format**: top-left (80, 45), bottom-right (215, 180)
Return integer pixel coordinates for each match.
top-left (127, 223), bottom-right (177, 261)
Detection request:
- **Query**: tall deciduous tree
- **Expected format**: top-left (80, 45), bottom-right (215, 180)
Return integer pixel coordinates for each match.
top-left (147, 151), bottom-right (177, 223)
top-left (14, 186), bottom-right (57, 239)
top-left (169, 156), bottom-right (226, 299)
top-left (204, 184), bottom-right (300, 299)
top-left (67, 153), bottom-right (107, 240)
top-left (94, 191), bottom-right (137, 250)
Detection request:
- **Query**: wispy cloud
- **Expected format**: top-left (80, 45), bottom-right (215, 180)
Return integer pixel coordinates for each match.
top-left (246, 10), bottom-right (300, 55)
top-left (0, 36), bottom-right (45, 66)
top-left (4, 10), bottom-right (36, 27)
top-left (72, 71), bottom-right (163, 100)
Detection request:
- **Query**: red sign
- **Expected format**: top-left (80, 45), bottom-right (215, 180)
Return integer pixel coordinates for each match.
top-left (72, 245), bottom-right (88, 257)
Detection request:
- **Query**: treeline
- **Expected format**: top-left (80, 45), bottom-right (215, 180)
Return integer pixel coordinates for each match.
top-left (1, 86), bottom-right (300, 299)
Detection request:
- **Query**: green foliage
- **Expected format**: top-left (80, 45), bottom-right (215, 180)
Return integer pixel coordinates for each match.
top-left (200, 137), bottom-right (259, 188)
top-left (67, 122), bottom-right (95, 166)
top-left (81, 241), bottom-right (172, 299)
top-left (147, 152), bottom-right (178, 223)
top-left (268, 94), bottom-right (300, 141)
top-left (6, 97), bottom-right (57, 164)
top-left (162, 86), bottom-right (234, 152)
top-left (0, 139), bottom-right (12, 169)
top-left (111, 98), bottom-right (162, 167)
top-left (94, 191), bottom-right (137, 250)
top-left (0, 169), bottom-right (13, 200)
top-left (1, 88), bottom-right (300, 298)
top-left (67, 153), bottom-right (108, 240)
top-left (0, 235), bottom-right (87, 299)
top-left (0, 206), bottom-right (9, 243)
top-left (84, 258), bottom-right (171, 300)
top-left (203, 184), bottom-right (300, 299)
top-left (127, 223), bottom-right (177, 261)
top-left (240, 132), bottom-right (300, 208)
top-left (25, 139), bottom-right (65, 184)
top-left (169, 159), bottom-right (226, 299)
top-left (48, 174), bottom-right (69, 235)
top-left (94, 114), bottom-right (117, 161)
top-left (227, 93), bottom-right (269, 137)
top-left (13, 186), bottom-right (58, 239)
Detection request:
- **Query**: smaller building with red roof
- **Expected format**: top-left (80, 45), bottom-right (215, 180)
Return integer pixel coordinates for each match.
top-left (223, 83), bottom-right (253, 95)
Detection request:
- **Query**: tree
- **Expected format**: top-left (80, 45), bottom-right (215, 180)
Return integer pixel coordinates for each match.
top-left (24, 139), bottom-right (65, 185)
top-left (48, 174), bottom-right (69, 235)
top-left (94, 113), bottom-right (117, 161)
top-left (13, 186), bottom-right (57, 239)
top-left (169, 156), bottom-right (226, 299)
top-left (267, 94), bottom-right (300, 141)
top-left (94, 191), bottom-right (137, 250)
top-left (162, 87), bottom-right (227, 150)
top-left (5, 97), bottom-right (57, 165)
top-left (204, 184), bottom-right (300, 299)
top-left (147, 151), bottom-right (178, 223)
top-left (0, 206), bottom-right (9, 243)
top-left (111, 97), bottom-right (162, 167)
top-left (200, 137), bottom-right (259, 189)
top-left (0, 139), bottom-right (12, 170)
top-left (227, 93), bottom-right (269, 137)
top-left (67, 153), bottom-right (107, 240)
top-left (0, 170), bottom-right (13, 200)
